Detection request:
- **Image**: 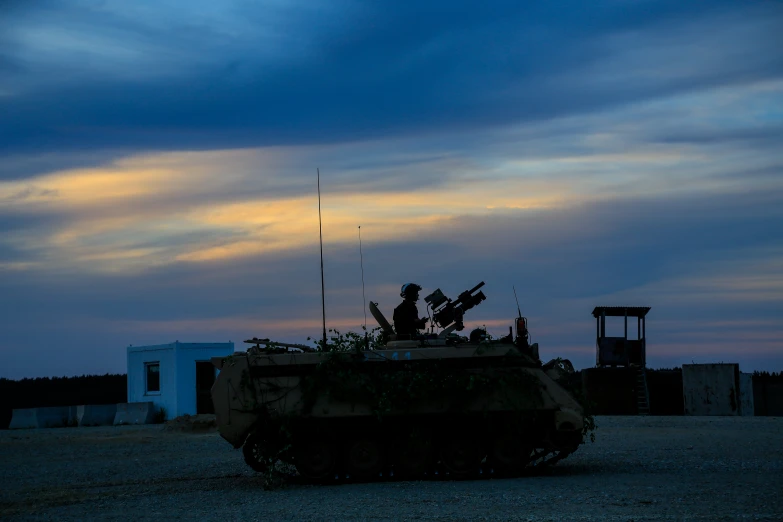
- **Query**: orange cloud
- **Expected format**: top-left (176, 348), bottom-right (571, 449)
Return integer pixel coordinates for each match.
top-left (1, 135), bottom-right (778, 274)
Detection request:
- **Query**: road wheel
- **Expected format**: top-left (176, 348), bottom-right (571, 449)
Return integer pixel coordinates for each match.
top-left (441, 438), bottom-right (481, 477)
top-left (242, 431), bottom-right (270, 473)
top-left (345, 438), bottom-right (383, 481)
top-left (294, 440), bottom-right (337, 481)
top-left (394, 436), bottom-right (432, 479)
top-left (489, 432), bottom-right (532, 476)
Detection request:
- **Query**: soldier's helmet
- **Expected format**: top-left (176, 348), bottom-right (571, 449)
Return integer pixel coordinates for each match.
top-left (400, 283), bottom-right (422, 299)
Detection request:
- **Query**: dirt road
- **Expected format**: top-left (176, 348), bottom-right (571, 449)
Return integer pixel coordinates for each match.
top-left (1, 416), bottom-right (781, 520)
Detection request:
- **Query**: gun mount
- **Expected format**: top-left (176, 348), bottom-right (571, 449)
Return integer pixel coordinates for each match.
top-left (244, 337), bottom-right (315, 353)
top-left (424, 281), bottom-right (486, 332)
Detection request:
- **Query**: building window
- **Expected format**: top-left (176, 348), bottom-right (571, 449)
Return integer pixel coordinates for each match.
top-left (145, 362), bottom-right (160, 393)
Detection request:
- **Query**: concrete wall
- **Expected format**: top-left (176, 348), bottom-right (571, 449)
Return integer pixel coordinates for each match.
top-left (77, 404), bottom-right (117, 426)
top-left (8, 408), bottom-right (38, 429)
top-left (739, 373), bottom-right (754, 417)
top-left (582, 367), bottom-right (638, 415)
top-left (11, 404), bottom-right (138, 429)
top-left (9, 406), bottom-right (77, 429)
top-left (579, 368), bottom-right (685, 416)
top-left (127, 342), bottom-right (233, 420)
top-left (682, 363), bottom-right (740, 416)
top-left (114, 402), bottom-right (156, 425)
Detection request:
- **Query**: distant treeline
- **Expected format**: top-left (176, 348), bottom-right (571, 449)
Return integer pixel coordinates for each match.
top-left (751, 371), bottom-right (783, 416)
top-left (0, 374), bottom-right (126, 430)
top-left (752, 371), bottom-right (783, 380)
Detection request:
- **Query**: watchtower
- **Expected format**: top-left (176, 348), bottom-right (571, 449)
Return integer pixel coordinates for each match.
top-left (591, 306), bottom-right (651, 368)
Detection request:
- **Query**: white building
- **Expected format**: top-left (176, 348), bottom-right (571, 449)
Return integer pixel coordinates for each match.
top-left (127, 341), bottom-right (235, 420)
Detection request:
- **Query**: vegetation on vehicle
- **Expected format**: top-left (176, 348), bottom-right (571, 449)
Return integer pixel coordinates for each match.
top-left (299, 329), bottom-right (545, 420)
top-left (220, 327), bottom-right (594, 489)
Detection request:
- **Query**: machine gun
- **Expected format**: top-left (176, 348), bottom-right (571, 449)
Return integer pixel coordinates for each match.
top-left (244, 337), bottom-right (315, 353)
top-left (424, 281), bottom-right (486, 334)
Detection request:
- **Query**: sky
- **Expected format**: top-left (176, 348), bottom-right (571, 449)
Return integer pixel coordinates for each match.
top-left (1, 0), bottom-right (782, 379)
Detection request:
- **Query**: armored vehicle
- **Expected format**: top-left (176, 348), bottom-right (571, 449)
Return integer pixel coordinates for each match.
top-left (211, 282), bottom-right (588, 482)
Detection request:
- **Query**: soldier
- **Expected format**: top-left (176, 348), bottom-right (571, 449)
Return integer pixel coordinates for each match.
top-left (393, 283), bottom-right (428, 339)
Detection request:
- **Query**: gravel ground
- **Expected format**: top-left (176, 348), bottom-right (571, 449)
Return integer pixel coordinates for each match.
top-left (1, 416), bottom-right (781, 521)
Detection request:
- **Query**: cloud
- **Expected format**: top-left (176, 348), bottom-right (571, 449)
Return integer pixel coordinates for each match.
top-left (1, 74), bottom-right (781, 275)
top-left (1, 0), bottom-right (781, 164)
top-left (0, 185), bottom-right (58, 203)
top-left (1, 174), bottom-right (781, 377)
top-left (1, 1), bottom-right (782, 378)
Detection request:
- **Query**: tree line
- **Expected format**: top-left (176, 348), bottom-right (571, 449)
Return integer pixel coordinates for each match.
top-left (752, 371), bottom-right (783, 380)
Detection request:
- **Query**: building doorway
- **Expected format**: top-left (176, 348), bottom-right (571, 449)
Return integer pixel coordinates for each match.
top-left (196, 361), bottom-right (216, 414)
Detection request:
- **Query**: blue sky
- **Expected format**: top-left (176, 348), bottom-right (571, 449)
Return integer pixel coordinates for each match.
top-left (1, 0), bottom-right (782, 378)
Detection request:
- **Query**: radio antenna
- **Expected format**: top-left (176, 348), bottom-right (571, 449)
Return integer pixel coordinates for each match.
top-left (513, 285), bottom-right (522, 318)
top-left (358, 226), bottom-right (367, 329)
top-left (317, 168), bottom-right (327, 350)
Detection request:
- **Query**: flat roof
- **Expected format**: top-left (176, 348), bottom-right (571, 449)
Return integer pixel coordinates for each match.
top-left (127, 341), bottom-right (234, 353)
top-left (592, 306), bottom-right (651, 318)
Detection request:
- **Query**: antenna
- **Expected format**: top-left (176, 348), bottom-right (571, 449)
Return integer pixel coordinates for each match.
top-left (358, 226), bottom-right (367, 328)
top-left (513, 285), bottom-right (522, 317)
top-left (317, 168), bottom-right (327, 350)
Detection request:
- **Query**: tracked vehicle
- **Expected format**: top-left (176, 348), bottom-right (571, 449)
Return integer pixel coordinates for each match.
top-left (211, 282), bottom-right (588, 482)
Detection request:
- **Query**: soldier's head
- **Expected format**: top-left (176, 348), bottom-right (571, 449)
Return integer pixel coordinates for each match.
top-left (400, 283), bottom-right (422, 302)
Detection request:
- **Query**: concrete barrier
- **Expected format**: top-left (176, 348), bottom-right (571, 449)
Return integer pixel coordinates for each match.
top-left (682, 363), bottom-right (740, 416)
top-left (114, 402), bottom-right (156, 425)
top-left (9, 407), bottom-right (75, 429)
top-left (8, 408), bottom-right (38, 429)
top-left (739, 373), bottom-right (754, 416)
top-left (40, 406), bottom-right (76, 428)
top-left (77, 404), bottom-right (118, 427)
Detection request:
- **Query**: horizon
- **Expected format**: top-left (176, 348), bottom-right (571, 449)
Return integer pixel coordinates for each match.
top-left (4, 363), bottom-right (783, 382)
top-left (1, 1), bottom-right (781, 379)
